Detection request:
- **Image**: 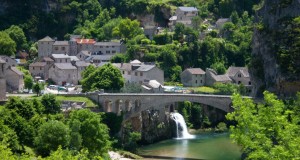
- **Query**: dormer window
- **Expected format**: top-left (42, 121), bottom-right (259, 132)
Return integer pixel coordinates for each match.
top-left (238, 74), bottom-right (241, 77)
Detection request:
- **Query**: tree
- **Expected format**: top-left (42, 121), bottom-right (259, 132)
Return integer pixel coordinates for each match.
top-left (173, 23), bottom-right (185, 42)
top-left (0, 32), bottom-right (16, 56)
top-left (68, 109), bottom-right (111, 157)
top-left (81, 63), bottom-right (124, 92)
top-left (110, 53), bottom-right (126, 63)
top-left (29, 42), bottom-right (38, 58)
top-left (112, 18), bottom-right (143, 41)
top-left (41, 94), bottom-right (61, 114)
top-left (81, 65), bottom-right (96, 79)
top-left (34, 120), bottom-right (70, 156)
top-left (33, 83), bottom-right (42, 96)
top-left (191, 16), bottom-right (201, 30)
top-left (4, 25), bottom-right (27, 50)
top-left (226, 91), bottom-right (300, 159)
top-left (210, 61), bottom-right (226, 74)
top-left (24, 76), bottom-right (33, 90)
top-left (0, 121), bottom-right (20, 152)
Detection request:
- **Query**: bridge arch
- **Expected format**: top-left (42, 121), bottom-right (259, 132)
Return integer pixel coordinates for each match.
top-left (88, 94), bottom-right (240, 116)
top-left (104, 99), bottom-right (112, 112)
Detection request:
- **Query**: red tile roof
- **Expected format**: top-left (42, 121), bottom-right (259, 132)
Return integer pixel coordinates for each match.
top-left (76, 38), bottom-right (96, 44)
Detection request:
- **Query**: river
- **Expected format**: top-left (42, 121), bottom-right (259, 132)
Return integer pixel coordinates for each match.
top-left (138, 132), bottom-right (241, 160)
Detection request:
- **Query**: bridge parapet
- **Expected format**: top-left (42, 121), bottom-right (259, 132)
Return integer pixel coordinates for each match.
top-left (85, 93), bottom-right (254, 118)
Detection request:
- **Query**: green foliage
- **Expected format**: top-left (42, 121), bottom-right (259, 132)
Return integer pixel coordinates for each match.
top-left (102, 112), bottom-right (123, 136)
top-left (0, 121), bottom-right (21, 152)
top-left (81, 63), bottom-right (124, 92)
top-left (210, 61), bottom-right (226, 74)
top-left (120, 83), bottom-right (142, 93)
top-left (122, 123), bottom-right (141, 152)
top-left (213, 83), bottom-right (238, 95)
top-left (81, 65), bottom-right (96, 80)
top-left (34, 121), bottom-right (70, 156)
top-left (215, 122), bottom-right (227, 132)
top-left (68, 109), bottom-right (111, 157)
top-left (153, 31), bottom-right (172, 45)
top-left (113, 18), bottom-right (143, 41)
top-left (276, 16), bottom-right (300, 77)
top-left (110, 53), bottom-right (127, 63)
top-left (24, 76), bottom-right (33, 90)
top-left (41, 94), bottom-right (61, 114)
top-left (33, 83), bottom-right (43, 96)
top-left (4, 25), bottom-right (27, 50)
top-left (0, 31), bottom-right (16, 56)
top-left (226, 91), bottom-right (300, 159)
top-left (5, 97), bottom-right (36, 120)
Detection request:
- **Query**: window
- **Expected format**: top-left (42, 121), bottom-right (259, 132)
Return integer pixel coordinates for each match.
top-left (195, 80), bottom-right (197, 84)
top-left (195, 75), bottom-right (197, 77)
top-left (238, 74), bottom-right (241, 77)
top-left (135, 72), bottom-right (138, 76)
top-left (238, 81), bottom-right (241, 84)
top-left (40, 67), bottom-right (42, 70)
top-left (200, 80), bottom-right (202, 83)
top-left (60, 60), bottom-right (62, 63)
top-left (65, 59), bottom-right (67, 62)
top-left (128, 71), bottom-right (131, 75)
top-left (62, 47), bottom-right (65, 50)
top-left (55, 47), bottom-right (58, 51)
top-left (33, 67), bottom-right (35, 70)
top-left (80, 55), bottom-right (82, 58)
top-left (5, 59), bottom-right (8, 62)
top-left (106, 46), bottom-right (109, 48)
top-left (112, 46), bottom-right (115, 48)
top-left (249, 81), bottom-right (251, 85)
top-left (112, 50), bottom-right (116, 53)
top-left (106, 51), bottom-right (110, 54)
top-left (140, 72), bottom-right (143, 76)
top-left (122, 71), bottom-right (125, 74)
top-left (100, 46), bottom-right (103, 48)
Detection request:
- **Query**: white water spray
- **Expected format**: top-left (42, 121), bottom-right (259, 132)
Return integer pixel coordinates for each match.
top-left (170, 112), bottom-right (195, 139)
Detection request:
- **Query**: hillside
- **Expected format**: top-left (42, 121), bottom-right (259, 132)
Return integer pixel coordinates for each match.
top-left (250, 0), bottom-right (300, 97)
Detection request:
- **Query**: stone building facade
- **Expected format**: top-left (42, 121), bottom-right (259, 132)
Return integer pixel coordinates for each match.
top-left (0, 58), bottom-right (6, 100)
top-left (48, 63), bottom-right (78, 85)
top-left (6, 66), bottom-right (24, 92)
top-left (169, 7), bottom-right (198, 29)
top-left (113, 60), bottom-right (164, 84)
top-left (181, 68), bottom-right (206, 87)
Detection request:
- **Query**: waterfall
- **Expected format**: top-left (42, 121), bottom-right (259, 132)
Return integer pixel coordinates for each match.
top-left (170, 113), bottom-right (195, 139)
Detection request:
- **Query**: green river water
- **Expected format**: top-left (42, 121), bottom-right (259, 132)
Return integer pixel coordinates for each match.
top-left (138, 133), bottom-right (242, 160)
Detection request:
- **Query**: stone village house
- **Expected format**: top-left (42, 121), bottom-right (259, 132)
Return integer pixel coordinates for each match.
top-left (0, 57), bottom-right (6, 100)
top-left (169, 7), bottom-right (199, 29)
top-left (113, 59), bottom-right (164, 85)
top-left (181, 67), bottom-right (251, 88)
top-left (181, 68), bottom-right (206, 87)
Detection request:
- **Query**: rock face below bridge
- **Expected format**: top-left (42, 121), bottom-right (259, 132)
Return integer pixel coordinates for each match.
top-left (127, 109), bottom-right (173, 143)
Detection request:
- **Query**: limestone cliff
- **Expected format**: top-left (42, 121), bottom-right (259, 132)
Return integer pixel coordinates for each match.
top-left (250, 0), bottom-right (300, 97)
top-left (126, 109), bottom-right (173, 144)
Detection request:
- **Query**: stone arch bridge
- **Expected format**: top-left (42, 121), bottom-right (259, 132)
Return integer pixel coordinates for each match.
top-left (86, 93), bottom-right (249, 118)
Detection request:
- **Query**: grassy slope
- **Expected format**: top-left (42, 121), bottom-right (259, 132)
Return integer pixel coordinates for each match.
top-left (34, 95), bottom-right (97, 107)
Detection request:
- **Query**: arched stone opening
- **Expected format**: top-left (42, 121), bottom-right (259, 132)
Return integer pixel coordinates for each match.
top-left (125, 100), bottom-right (132, 112)
top-left (115, 99), bottom-right (123, 115)
top-left (104, 99), bottom-right (112, 112)
top-left (134, 99), bottom-right (141, 112)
